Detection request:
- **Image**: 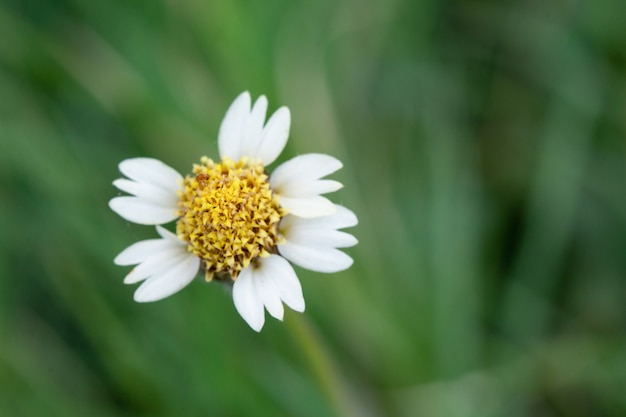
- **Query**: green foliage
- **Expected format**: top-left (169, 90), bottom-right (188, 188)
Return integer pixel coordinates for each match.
top-left (1, 0), bottom-right (625, 416)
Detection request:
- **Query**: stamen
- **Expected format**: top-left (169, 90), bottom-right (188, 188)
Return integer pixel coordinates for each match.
top-left (176, 157), bottom-right (284, 279)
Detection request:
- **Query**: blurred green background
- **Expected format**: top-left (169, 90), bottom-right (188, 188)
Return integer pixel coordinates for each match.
top-left (1, 0), bottom-right (625, 416)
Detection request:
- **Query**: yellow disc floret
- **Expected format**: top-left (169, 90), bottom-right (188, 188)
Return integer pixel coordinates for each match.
top-left (176, 157), bottom-right (284, 280)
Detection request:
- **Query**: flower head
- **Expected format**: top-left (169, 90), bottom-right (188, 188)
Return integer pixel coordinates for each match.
top-left (109, 92), bottom-right (357, 331)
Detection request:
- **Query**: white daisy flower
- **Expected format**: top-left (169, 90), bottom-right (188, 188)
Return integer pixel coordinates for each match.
top-left (109, 92), bottom-right (358, 332)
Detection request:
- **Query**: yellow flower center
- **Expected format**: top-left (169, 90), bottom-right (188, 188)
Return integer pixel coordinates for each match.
top-left (176, 157), bottom-right (284, 280)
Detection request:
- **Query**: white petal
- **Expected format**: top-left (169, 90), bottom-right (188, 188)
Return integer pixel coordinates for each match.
top-left (118, 158), bottom-right (182, 191)
top-left (279, 179), bottom-right (343, 197)
top-left (133, 254), bottom-right (200, 302)
top-left (114, 238), bottom-right (181, 265)
top-left (270, 154), bottom-right (342, 190)
top-left (323, 205), bottom-right (359, 229)
top-left (109, 197), bottom-right (179, 225)
top-left (285, 229), bottom-right (358, 248)
top-left (156, 225), bottom-right (183, 241)
top-left (254, 106), bottom-right (290, 165)
top-left (279, 195), bottom-right (337, 218)
top-left (262, 255), bottom-right (305, 312)
top-left (278, 243), bottom-right (353, 273)
top-left (255, 264), bottom-right (284, 321)
top-left (233, 268), bottom-right (265, 332)
top-left (218, 91), bottom-right (251, 160)
top-left (113, 179), bottom-right (179, 206)
top-left (240, 95), bottom-right (268, 157)
top-left (281, 205), bottom-right (358, 231)
top-left (124, 247), bottom-right (191, 284)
